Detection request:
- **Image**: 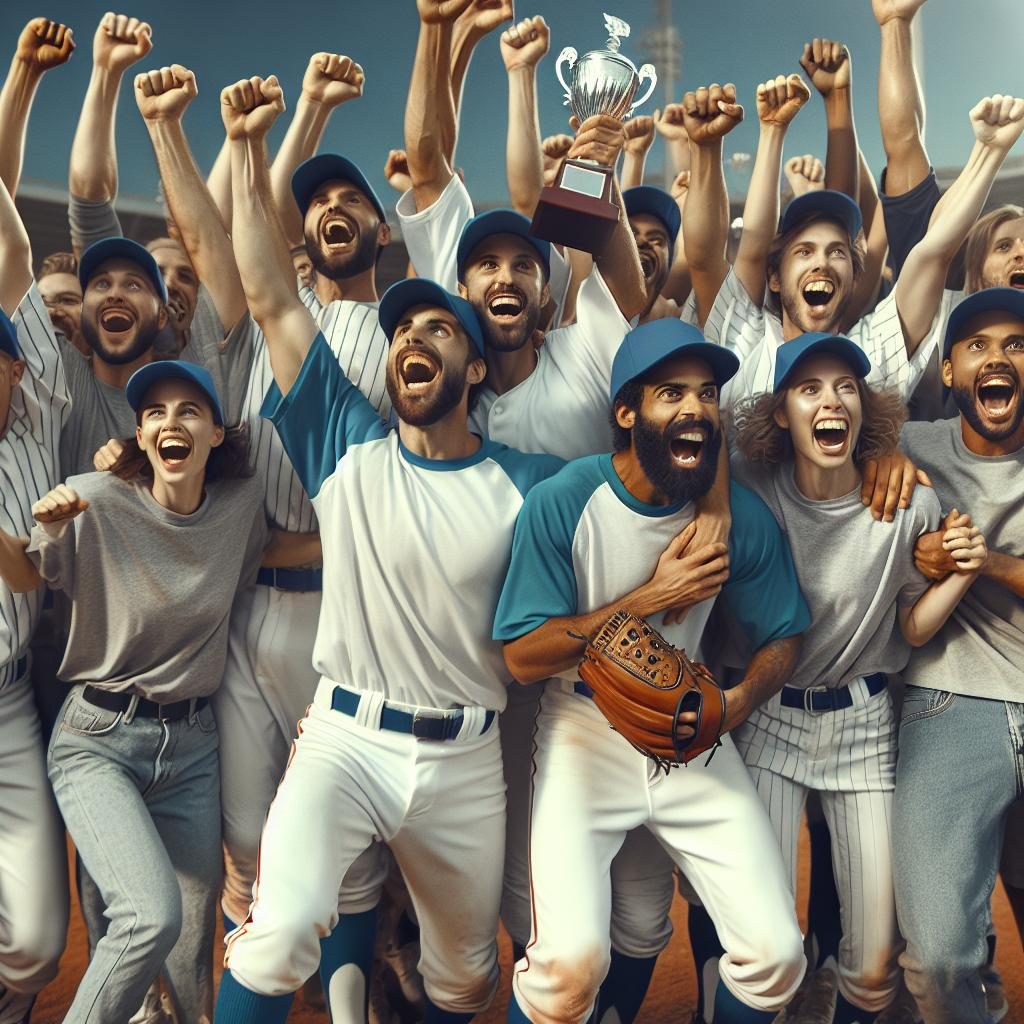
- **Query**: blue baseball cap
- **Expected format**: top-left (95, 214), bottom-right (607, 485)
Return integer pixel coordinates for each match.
top-left (0, 309), bottom-right (20, 361)
top-left (379, 278), bottom-right (486, 357)
top-left (456, 209), bottom-right (551, 282)
top-left (773, 333), bottom-right (872, 392)
top-left (610, 319), bottom-right (739, 402)
top-left (780, 190), bottom-right (863, 240)
top-left (942, 287), bottom-right (1024, 359)
top-left (79, 238), bottom-right (168, 303)
top-left (624, 186), bottom-right (681, 261)
top-left (291, 154), bottom-right (388, 224)
top-left (126, 361), bottom-right (225, 426)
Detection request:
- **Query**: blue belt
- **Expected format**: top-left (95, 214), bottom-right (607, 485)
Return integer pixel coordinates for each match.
top-left (781, 673), bottom-right (887, 713)
top-left (256, 567), bottom-right (323, 592)
top-left (331, 686), bottom-right (495, 741)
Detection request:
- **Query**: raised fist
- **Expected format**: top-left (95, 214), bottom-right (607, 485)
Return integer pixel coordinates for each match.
top-left (971, 94), bottom-right (1024, 152)
top-left (302, 53), bottom-right (364, 108)
top-left (93, 12), bottom-right (152, 75)
top-left (756, 74), bottom-right (811, 129)
top-left (872, 0), bottom-right (928, 26)
top-left (799, 39), bottom-right (851, 97)
top-left (542, 133), bottom-right (573, 186)
top-left (682, 83), bottom-right (744, 147)
top-left (15, 18), bottom-right (75, 71)
top-left (417, 0), bottom-right (476, 24)
top-left (655, 103), bottom-right (689, 144)
top-left (785, 154), bottom-right (825, 196)
top-left (623, 114), bottom-right (657, 156)
top-left (670, 169), bottom-right (690, 202)
top-left (33, 485), bottom-right (90, 526)
top-left (568, 114), bottom-right (626, 167)
top-left (92, 437), bottom-right (125, 472)
top-left (500, 15), bottom-right (550, 71)
top-left (134, 64), bottom-right (197, 122)
top-left (384, 149), bottom-right (412, 194)
top-left (460, 0), bottom-right (515, 35)
top-left (220, 75), bottom-right (286, 141)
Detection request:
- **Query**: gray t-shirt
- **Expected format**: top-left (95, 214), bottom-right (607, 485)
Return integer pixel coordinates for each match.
top-left (26, 469), bottom-right (268, 701)
top-left (901, 417), bottom-right (1024, 701)
top-left (732, 455), bottom-right (939, 690)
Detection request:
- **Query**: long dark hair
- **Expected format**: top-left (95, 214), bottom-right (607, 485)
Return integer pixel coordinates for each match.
top-left (110, 423), bottom-right (253, 483)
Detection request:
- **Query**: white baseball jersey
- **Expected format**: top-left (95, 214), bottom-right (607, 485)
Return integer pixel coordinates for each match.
top-left (1, 284), bottom-right (69, 689)
top-left (704, 269), bottom-right (924, 411)
top-left (262, 332), bottom-right (563, 711)
top-left (396, 175), bottom-right (572, 328)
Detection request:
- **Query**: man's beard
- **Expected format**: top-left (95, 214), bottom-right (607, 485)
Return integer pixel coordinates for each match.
top-left (305, 226), bottom-right (377, 281)
top-left (476, 286), bottom-right (542, 354)
top-left (386, 359), bottom-right (469, 427)
top-left (780, 286), bottom-right (851, 334)
top-left (80, 311), bottom-right (159, 366)
top-left (952, 378), bottom-right (1024, 442)
top-left (633, 414), bottom-right (722, 504)
top-left (641, 262), bottom-right (670, 318)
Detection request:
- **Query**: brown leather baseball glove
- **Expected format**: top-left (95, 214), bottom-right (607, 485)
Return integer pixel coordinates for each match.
top-left (578, 609), bottom-right (727, 769)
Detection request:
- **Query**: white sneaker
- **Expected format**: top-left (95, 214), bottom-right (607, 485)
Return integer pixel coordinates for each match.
top-left (128, 985), bottom-right (175, 1024)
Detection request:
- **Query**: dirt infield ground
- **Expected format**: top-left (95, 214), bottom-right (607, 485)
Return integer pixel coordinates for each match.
top-left (32, 831), bottom-right (1024, 1023)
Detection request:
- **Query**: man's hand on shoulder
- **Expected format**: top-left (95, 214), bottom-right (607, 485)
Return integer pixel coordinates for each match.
top-left (33, 485), bottom-right (90, 527)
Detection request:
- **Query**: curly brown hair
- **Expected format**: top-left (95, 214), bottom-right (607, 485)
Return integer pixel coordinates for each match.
top-left (110, 424), bottom-right (253, 484)
top-left (731, 379), bottom-right (906, 466)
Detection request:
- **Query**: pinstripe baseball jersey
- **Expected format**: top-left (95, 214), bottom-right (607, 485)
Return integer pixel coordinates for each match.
top-left (1, 284), bottom-right (69, 690)
top-left (731, 454), bottom-right (939, 689)
top-left (216, 298), bottom-right (392, 531)
top-left (493, 455), bottom-right (809, 671)
top-left (704, 269), bottom-right (923, 412)
top-left (395, 175), bottom-right (572, 327)
top-left (262, 333), bottom-right (563, 710)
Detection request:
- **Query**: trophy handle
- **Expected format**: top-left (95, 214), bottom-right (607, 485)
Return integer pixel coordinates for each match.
top-left (628, 63), bottom-right (658, 115)
top-left (555, 47), bottom-right (578, 105)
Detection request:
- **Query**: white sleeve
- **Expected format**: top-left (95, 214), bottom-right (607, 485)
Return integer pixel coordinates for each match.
top-left (703, 268), bottom-right (768, 364)
top-left (396, 176), bottom-right (475, 294)
top-left (11, 283), bottom-right (70, 447)
top-left (300, 283), bottom-right (324, 319)
top-left (852, 288), bottom-right (920, 400)
top-left (547, 246), bottom-right (571, 327)
top-left (679, 291), bottom-right (699, 326)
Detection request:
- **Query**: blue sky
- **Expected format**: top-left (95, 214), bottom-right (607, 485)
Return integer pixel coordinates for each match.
top-left (4, 0), bottom-right (1022, 212)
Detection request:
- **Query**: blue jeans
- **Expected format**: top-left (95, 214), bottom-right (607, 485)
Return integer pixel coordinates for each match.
top-left (892, 685), bottom-right (1024, 1024)
top-left (47, 686), bottom-right (222, 1024)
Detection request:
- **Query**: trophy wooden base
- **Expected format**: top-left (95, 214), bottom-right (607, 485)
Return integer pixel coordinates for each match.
top-left (530, 158), bottom-right (620, 255)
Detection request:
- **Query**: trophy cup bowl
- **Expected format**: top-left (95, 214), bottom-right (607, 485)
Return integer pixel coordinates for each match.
top-left (530, 16), bottom-right (657, 255)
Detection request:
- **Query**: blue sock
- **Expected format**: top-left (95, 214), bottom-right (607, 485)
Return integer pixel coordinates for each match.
top-left (806, 816), bottom-right (841, 968)
top-left (834, 993), bottom-right (876, 1024)
top-left (425, 996), bottom-right (475, 1024)
top-left (318, 907), bottom-right (378, 1022)
top-left (711, 981), bottom-right (776, 1024)
top-left (688, 905), bottom-right (725, 1023)
top-left (214, 968), bottom-right (293, 1024)
top-left (508, 990), bottom-right (532, 1024)
top-left (596, 950), bottom-right (658, 1024)
top-left (222, 911), bottom-right (239, 935)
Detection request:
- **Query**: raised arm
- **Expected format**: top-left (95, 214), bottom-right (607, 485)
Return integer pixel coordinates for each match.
top-left (68, 12), bottom-right (152, 202)
top-left (679, 85), bottom-right (744, 325)
top-left (0, 169), bottom-right (33, 315)
top-left (799, 39), bottom-right (858, 198)
top-left (733, 75), bottom-right (810, 306)
top-left (873, 0), bottom-right (930, 197)
top-left (405, 0), bottom-right (475, 211)
top-left (0, 18), bottom-right (75, 197)
top-left (656, 101), bottom-right (691, 178)
top-left (621, 114), bottom-right (657, 191)
top-left (896, 96), bottom-right (1024, 355)
top-left (500, 15), bottom-right (549, 217)
top-left (206, 136), bottom-right (232, 230)
top-left (136, 65), bottom-right (247, 331)
top-left (566, 115), bottom-right (646, 320)
top-left (784, 154), bottom-right (825, 198)
top-left (269, 52), bottom-right (366, 247)
top-left (223, 76), bottom-right (317, 395)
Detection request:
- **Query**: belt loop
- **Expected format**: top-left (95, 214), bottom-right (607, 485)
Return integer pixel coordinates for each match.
top-left (124, 693), bottom-right (139, 725)
top-left (460, 706), bottom-right (485, 739)
top-left (353, 691), bottom-right (385, 730)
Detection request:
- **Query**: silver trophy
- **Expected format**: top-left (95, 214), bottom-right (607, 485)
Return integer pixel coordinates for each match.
top-left (530, 14), bottom-right (658, 253)
top-left (556, 14), bottom-right (658, 123)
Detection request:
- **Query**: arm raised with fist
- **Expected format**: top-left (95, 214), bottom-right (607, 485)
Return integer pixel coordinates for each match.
top-left (679, 84), bottom-right (744, 325)
top-left (0, 18), bottom-right (75, 197)
top-left (621, 113), bottom-right (657, 191)
top-left (136, 64), bottom-right (247, 332)
top-left (270, 52), bottom-right (366, 247)
top-left (799, 38), bottom-right (858, 198)
top-left (224, 75), bottom-right (318, 396)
